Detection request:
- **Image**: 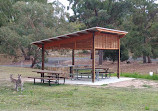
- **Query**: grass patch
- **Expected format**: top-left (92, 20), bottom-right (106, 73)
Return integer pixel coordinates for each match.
top-left (101, 84), bottom-right (108, 86)
top-left (0, 66), bottom-right (40, 79)
top-left (142, 84), bottom-right (152, 88)
top-left (1, 83), bottom-right (158, 111)
top-left (0, 66), bottom-right (158, 111)
top-left (78, 69), bottom-right (158, 81)
top-left (145, 106), bottom-right (150, 110)
top-left (75, 69), bottom-right (91, 73)
top-left (120, 73), bottom-right (158, 80)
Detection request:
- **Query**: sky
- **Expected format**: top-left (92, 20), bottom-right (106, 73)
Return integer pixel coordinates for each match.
top-left (48, 0), bottom-right (158, 16)
top-left (48, 0), bottom-right (74, 16)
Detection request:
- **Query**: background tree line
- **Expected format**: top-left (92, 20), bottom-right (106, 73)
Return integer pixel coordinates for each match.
top-left (68, 0), bottom-right (158, 63)
top-left (0, 0), bottom-right (158, 68)
top-left (0, 0), bottom-right (81, 67)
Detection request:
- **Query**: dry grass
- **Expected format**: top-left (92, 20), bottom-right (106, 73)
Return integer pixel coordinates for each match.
top-left (0, 66), bottom-right (39, 80)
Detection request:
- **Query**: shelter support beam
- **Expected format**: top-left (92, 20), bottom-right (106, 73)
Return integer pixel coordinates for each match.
top-left (70, 49), bottom-right (75, 76)
top-left (72, 49), bottom-right (75, 65)
top-left (117, 39), bottom-right (120, 78)
top-left (42, 44), bottom-right (44, 70)
top-left (41, 44), bottom-right (45, 83)
top-left (92, 32), bottom-right (95, 83)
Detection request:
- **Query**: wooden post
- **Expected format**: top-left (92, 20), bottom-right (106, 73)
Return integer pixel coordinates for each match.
top-left (41, 44), bottom-right (44, 83)
top-left (92, 32), bottom-right (95, 83)
top-left (70, 49), bottom-right (75, 76)
top-left (72, 49), bottom-right (75, 65)
top-left (42, 44), bottom-right (44, 70)
top-left (117, 39), bottom-right (120, 79)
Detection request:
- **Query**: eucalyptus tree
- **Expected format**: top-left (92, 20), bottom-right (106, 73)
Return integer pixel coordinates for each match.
top-left (0, 0), bottom-right (14, 27)
top-left (68, 0), bottom-right (131, 28)
top-left (0, 1), bottom-right (80, 67)
top-left (0, 0), bottom-right (47, 27)
top-left (125, 0), bottom-right (158, 63)
top-left (0, 27), bottom-right (20, 58)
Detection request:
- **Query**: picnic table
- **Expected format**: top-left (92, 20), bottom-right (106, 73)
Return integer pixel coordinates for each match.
top-left (72, 67), bottom-right (114, 80)
top-left (28, 70), bottom-right (66, 86)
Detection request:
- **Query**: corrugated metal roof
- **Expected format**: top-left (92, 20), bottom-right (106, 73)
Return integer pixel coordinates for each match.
top-left (32, 27), bottom-right (128, 45)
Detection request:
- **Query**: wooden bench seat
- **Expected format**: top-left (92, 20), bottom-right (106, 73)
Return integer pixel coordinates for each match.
top-left (98, 72), bottom-right (114, 78)
top-left (46, 74), bottom-right (68, 83)
top-left (80, 72), bottom-right (91, 78)
top-left (28, 77), bottom-right (59, 86)
top-left (79, 71), bottom-right (114, 79)
top-left (80, 72), bottom-right (91, 74)
top-left (98, 71), bottom-right (114, 74)
top-left (28, 76), bottom-right (57, 80)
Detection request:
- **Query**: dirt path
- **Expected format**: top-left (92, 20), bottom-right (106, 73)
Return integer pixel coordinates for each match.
top-left (107, 79), bottom-right (158, 89)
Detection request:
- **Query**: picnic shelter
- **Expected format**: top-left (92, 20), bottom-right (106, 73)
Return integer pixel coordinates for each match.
top-left (32, 27), bottom-right (128, 83)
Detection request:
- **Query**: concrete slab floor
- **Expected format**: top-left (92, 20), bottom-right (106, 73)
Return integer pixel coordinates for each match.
top-left (27, 77), bottom-right (135, 86)
top-left (64, 77), bottom-right (135, 85)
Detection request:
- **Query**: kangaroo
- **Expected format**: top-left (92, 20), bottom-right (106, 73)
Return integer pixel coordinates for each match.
top-left (10, 74), bottom-right (24, 91)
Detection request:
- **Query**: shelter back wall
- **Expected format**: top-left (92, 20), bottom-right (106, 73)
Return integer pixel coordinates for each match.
top-left (95, 33), bottom-right (119, 50)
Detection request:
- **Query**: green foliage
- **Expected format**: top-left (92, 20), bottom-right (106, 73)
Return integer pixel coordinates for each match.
top-left (0, 0), bottom-right (80, 67)
top-left (0, 0), bottom-right (158, 65)
top-left (0, 0), bottom-right (47, 27)
top-left (82, 50), bottom-right (89, 54)
top-left (0, 27), bottom-right (20, 56)
top-left (68, 0), bottom-right (132, 63)
top-left (103, 50), bottom-right (118, 62)
top-left (103, 44), bottom-right (129, 62)
top-left (68, 0), bottom-right (132, 28)
top-left (124, 0), bottom-right (158, 62)
top-left (120, 43), bottom-right (129, 62)
top-left (68, 0), bottom-right (158, 62)
top-left (0, 0), bottom-right (14, 27)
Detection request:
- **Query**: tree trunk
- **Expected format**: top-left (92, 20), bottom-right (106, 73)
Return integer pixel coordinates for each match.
top-left (147, 56), bottom-right (152, 63)
top-left (30, 49), bottom-right (39, 68)
top-left (31, 52), bottom-right (38, 68)
top-left (143, 54), bottom-right (146, 63)
top-left (94, 8), bottom-right (98, 16)
top-left (31, 57), bottom-right (38, 68)
top-left (25, 56), bottom-right (30, 60)
top-left (98, 50), bottom-right (103, 65)
top-left (143, 36), bottom-right (147, 63)
top-left (20, 47), bottom-right (30, 60)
